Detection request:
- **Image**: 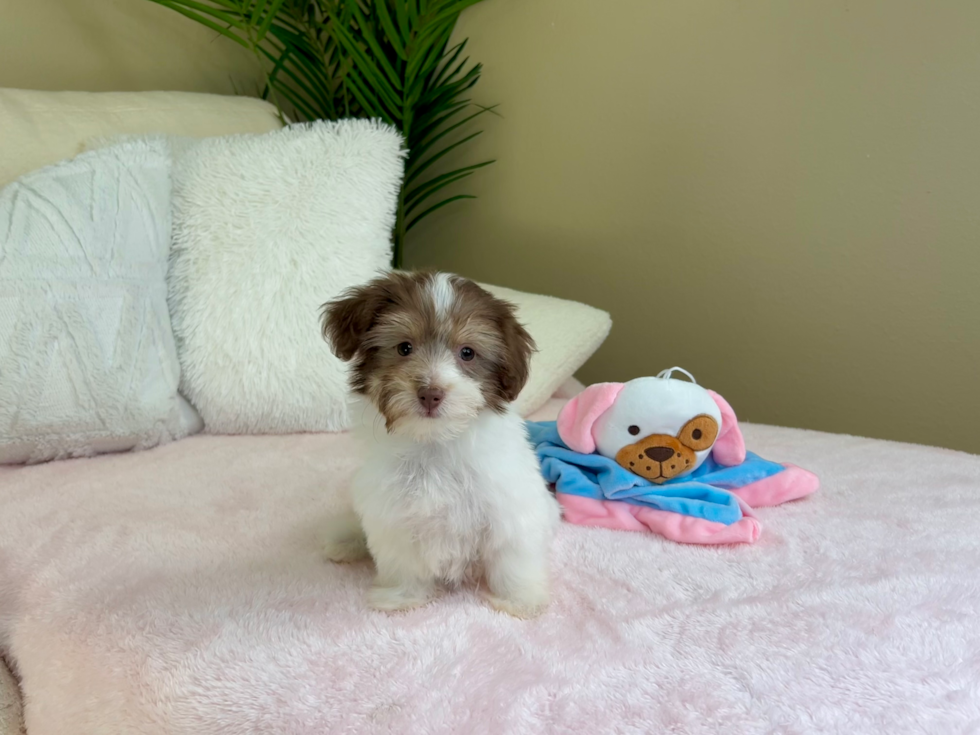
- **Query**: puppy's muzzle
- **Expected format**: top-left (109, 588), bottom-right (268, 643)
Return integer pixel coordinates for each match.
top-left (417, 386), bottom-right (445, 417)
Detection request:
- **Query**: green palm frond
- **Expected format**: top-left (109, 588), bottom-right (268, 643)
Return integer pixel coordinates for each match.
top-left (147, 0), bottom-right (494, 267)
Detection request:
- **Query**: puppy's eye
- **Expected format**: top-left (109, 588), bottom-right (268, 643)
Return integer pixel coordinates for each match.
top-left (397, 342), bottom-right (413, 357)
top-left (459, 346), bottom-right (475, 361)
top-left (628, 425), bottom-right (640, 436)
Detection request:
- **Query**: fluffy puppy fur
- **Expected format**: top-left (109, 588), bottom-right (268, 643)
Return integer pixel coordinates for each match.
top-left (320, 271), bottom-right (561, 617)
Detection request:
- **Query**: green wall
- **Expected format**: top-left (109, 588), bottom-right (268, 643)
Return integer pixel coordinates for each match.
top-left (408, 0), bottom-right (980, 453)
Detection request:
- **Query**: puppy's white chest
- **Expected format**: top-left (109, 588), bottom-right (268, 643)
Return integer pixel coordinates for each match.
top-left (355, 446), bottom-right (489, 579)
top-left (394, 451), bottom-right (486, 529)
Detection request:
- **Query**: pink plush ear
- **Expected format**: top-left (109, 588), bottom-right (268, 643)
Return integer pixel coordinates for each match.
top-left (706, 390), bottom-right (746, 466)
top-left (557, 383), bottom-right (625, 453)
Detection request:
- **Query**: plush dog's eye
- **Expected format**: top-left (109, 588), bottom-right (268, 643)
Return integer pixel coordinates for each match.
top-left (628, 425), bottom-right (640, 436)
top-left (459, 346), bottom-right (475, 361)
top-left (678, 415), bottom-right (718, 451)
top-left (397, 342), bottom-right (413, 357)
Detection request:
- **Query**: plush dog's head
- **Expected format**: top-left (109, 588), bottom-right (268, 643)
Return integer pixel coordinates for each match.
top-left (321, 271), bottom-right (535, 441)
top-left (557, 373), bottom-right (746, 483)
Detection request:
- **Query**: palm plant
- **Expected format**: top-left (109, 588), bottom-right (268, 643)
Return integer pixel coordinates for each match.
top-left (147, 0), bottom-right (496, 267)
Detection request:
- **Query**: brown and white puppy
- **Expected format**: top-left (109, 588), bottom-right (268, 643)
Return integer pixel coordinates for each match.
top-left (320, 272), bottom-right (560, 617)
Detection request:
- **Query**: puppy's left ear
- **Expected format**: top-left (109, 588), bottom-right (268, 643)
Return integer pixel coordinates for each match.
top-left (495, 300), bottom-right (536, 402)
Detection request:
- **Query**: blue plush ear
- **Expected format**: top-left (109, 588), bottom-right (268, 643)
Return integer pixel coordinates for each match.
top-left (707, 390), bottom-right (746, 466)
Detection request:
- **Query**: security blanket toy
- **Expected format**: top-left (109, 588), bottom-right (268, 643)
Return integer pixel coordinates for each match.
top-left (527, 368), bottom-right (819, 545)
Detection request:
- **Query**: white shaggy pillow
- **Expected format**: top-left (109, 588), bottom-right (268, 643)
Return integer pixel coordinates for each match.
top-left (0, 140), bottom-right (200, 463)
top-left (169, 120), bottom-right (403, 434)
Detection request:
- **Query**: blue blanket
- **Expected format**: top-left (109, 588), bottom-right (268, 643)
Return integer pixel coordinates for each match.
top-left (527, 421), bottom-right (788, 526)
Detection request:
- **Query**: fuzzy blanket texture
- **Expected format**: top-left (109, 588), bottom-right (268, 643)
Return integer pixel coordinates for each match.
top-left (1, 398), bottom-right (979, 734)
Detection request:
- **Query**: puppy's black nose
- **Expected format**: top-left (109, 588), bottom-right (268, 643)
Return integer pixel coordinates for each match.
top-left (644, 446), bottom-right (674, 462)
top-left (417, 387), bottom-right (445, 413)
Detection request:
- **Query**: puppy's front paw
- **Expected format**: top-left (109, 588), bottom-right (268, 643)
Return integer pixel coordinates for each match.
top-left (485, 592), bottom-right (549, 619)
top-left (322, 510), bottom-right (370, 563)
top-left (367, 583), bottom-right (433, 612)
top-left (323, 536), bottom-right (370, 564)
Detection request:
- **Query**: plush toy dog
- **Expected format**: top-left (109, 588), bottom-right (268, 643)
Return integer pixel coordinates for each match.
top-left (557, 368), bottom-right (744, 483)
top-left (527, 368), bottom-right (819, 545)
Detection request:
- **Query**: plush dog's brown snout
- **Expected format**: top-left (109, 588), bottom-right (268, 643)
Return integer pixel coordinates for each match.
top-left (644, 446), bottom-right (674, 462)
top-left (615, 414), bottom-right (720, 483)
top-left (616, 434), bottom-right (696, 484)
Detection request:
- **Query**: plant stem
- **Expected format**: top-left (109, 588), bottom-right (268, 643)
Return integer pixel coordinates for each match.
top-left (396, 60), bottom-right (413, 269)
top-left (393, 194), bottom-right (406, 269)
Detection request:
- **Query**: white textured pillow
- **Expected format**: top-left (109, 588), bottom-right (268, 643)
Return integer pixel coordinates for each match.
top-left (169, 120), bottom-right (404, 434)
top-left (479, 284), bottom-right (611, 416)
top-left (0, 140), bottom-right (200, 464)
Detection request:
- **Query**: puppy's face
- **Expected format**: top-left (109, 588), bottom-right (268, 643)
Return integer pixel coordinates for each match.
top-left (322, 272), bottom-right (535, 441)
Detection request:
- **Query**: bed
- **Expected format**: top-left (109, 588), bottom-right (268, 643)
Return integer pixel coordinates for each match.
top-left (2, 396), bottom-right (979, 734)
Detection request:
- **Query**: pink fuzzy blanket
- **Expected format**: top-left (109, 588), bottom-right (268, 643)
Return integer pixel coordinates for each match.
top-left (1, 398), bottom-right (979, 734)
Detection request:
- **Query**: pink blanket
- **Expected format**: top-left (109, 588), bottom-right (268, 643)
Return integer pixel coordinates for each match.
top-left (557, 462), bottom-right (819, 544)
top-left (1, 398), bottom-right (979, 734)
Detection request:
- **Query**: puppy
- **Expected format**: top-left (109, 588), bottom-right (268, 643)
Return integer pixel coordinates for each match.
top-left (320, 271), bottom-right (561, 617)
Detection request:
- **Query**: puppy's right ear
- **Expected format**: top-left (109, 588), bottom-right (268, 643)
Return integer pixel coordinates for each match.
top-left (320, 279), bottom-right (390, 361)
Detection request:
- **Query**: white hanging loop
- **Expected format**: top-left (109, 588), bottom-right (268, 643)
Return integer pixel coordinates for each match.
top-left (656, 366), bottom-right (698, 384)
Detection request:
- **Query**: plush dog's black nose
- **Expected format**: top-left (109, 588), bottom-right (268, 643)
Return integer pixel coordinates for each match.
top-left (644, 446), bottom-right (674, 462)
top-left (418, 387), bottom-right (445, 413)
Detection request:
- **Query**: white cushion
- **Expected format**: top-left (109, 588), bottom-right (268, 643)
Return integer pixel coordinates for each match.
top-left (168, 120), bottom-right (404, 434)
top-left (480, 283), bottom-right (611, 416)
top-left (0, 140), bottom-right (198, 463)
top-left (0, 88), bottom-right (282, 189)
